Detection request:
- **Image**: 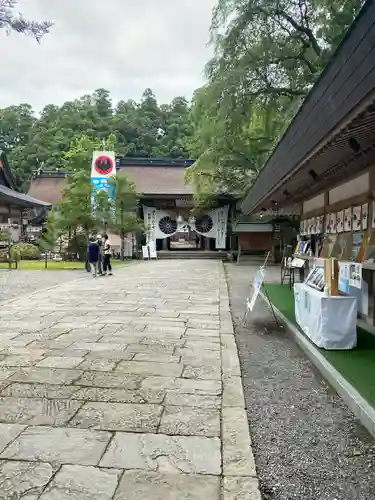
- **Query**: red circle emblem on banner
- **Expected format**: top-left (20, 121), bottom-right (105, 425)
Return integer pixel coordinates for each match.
top-left (94, 155), bottom-right (114, 175)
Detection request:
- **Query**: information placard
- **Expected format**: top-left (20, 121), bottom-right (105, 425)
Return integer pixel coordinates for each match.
top-left (246, 268), bottom-right (265, 312)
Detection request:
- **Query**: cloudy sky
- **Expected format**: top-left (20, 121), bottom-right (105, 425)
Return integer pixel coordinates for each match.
top-left (0, 0), bottom-right (216, 111)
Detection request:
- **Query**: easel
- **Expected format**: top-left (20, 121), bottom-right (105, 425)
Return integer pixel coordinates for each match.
top-left (242, 251), bottom-right (281, 329)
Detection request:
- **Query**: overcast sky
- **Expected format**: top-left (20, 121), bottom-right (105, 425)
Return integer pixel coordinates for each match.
top-left (0, 0), bottom-right (216, 111)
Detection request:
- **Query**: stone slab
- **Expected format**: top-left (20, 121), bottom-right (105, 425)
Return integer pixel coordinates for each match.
top-left (0, 423), bottom-right (26, 453)
top-left (133, 353), bottom-right (180, 363)
top-left (77, 359), bottom-right (117, 372)
top-left (10, 368), bottom-right (83, 385)
top-left (73, 386), bottom-right (165, 404)
top-left (114, 470), bottom-right (220, 500)
top-left (182, 365), bottom-right (221, 381)
top-left (70, 402), bottom-right (163, 432)
top-left (70, 342), bottom-right (128, 352)
top-left (1, 383), bottom-right (81, 400)
top-left (75, 371), bottom-right (142, 390)
top-left (100, 432), bottom-right (221, 475)
top-left (0, 369), bottom-right (16, 382)
top-left (222, 377), bottom-right (246, 408)
top-left (0, 460), bottom-right (56, 500)
top-left (175, 378), bottom-right (222, 396)
top-left (223, 476), bottom-right (262, 500)
top-left (0, 397), bottom-right (82, 425)
top-left (0, 354), bottom-right (44, 367)
top-left (116, 361), bottom-right (183, 377)
top-left (36, 356), bottom-right (85, 369)
top-left (39, 465), bottom-right (122, 500)
top-left (1, 426), bottom-right (111, 465)
top-left (164, 392), bottom-right (221, 409)
top-left (160, 406), bottom-right (220, 437)
top-left (222, 407), bottom-right (256, 476)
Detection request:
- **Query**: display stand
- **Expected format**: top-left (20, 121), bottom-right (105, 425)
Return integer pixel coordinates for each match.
top-left (294, 283), bottom-right (357, 349)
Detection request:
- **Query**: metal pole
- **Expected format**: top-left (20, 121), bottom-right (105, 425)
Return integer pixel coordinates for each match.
top-left (262, 284), bottom-right (282, 329)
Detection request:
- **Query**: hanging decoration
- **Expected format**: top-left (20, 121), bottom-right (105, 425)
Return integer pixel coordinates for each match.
top-left (90, 151), bottom-right (116, 215)
top-left (142, 205), bottom-right (229, 249)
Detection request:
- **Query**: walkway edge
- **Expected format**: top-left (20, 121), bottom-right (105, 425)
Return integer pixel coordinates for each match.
top-left (260, 290), bottom-right (375, 438)
top-left (220, 265), bottom-right (262, 499)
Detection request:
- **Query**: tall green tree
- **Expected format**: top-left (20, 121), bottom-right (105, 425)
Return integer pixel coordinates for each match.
top-left (109, 174), bottom-right (142, 259)
top-left (187, 0), bottom-right (363, 204)
top-left (38, 210), bottom-right (58, 268)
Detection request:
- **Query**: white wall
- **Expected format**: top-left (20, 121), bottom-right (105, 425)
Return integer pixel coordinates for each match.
top-left (303, 194), bottom-right (325, 214)
top-left (329, 173), bottom-right (369, 205)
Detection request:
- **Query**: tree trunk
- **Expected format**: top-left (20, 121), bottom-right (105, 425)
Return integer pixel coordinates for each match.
top-left (45, 252), bottom-right (48, 269)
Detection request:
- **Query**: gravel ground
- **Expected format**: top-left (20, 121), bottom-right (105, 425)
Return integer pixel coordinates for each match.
top-left (225, 263), bottom-right (375, 500)
top-left (0, 269), bottom-right (83, 303)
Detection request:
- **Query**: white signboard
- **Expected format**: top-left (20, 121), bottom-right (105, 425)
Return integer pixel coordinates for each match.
top-left (246, 268), bottom-right (265, 312)
top-left (142, 246), bottom-right (149, 259)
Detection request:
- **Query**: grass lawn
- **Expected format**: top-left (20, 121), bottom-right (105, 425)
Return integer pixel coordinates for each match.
top-left (264, 283), bottom-right (375, 409)
top-left (0, 260), bottom-right (129, 270)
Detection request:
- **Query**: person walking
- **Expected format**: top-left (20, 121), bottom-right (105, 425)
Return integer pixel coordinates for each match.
top-left (96, 235), bottom-right (104, 276)
top-left (103, 234), bottom-right (113, 276)
top-left (87, 236), bottom-right (100, 277)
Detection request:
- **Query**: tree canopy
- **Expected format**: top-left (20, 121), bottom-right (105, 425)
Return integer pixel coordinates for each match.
top-left (186, 0), bottom-right (363, 205)
top-left (0, 89), bottom-right (194, 189)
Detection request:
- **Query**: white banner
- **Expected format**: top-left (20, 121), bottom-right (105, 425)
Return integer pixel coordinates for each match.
top-left (215, 205), bottom-right (229, 249)
top-left (91, 151), bottom-right (116, 215)
top-left (142, 205), bottom-right (229, 248)
top-left (143, 206), bottom-right (157, 244)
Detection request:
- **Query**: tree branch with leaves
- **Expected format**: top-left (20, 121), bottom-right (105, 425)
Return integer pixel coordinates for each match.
top-left (0, 0), bottom-right (52, 41)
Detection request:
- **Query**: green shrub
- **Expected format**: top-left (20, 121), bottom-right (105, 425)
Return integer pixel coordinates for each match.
top-left (11, 243), bottom-right (40, 261)
top-left (0, 248), bottom-right (8, 261)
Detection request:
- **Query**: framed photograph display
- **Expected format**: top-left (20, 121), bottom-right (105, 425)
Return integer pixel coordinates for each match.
top-left (362, 203), bottom-right (368, 230)
top-left (330, 213), bottom-right (337, 234)
top-left (344, 207), bottom-right (352, 232)
top-left (305, 218), bottom-right (311, 235)
top-left (337, 210), bottom-right (344, 233)
top-left (310, 217), bottom-right (316, 234)
top-left (316, 215), bottom-right (323, 234)
top-left (304, 266), bottom-right (325, 292)
top-left (352, 206), bottom-right (361, 231)
top-left (349, 263), bottom-right (362, 289)
top-left (325, 213), bottom-right (331, 233)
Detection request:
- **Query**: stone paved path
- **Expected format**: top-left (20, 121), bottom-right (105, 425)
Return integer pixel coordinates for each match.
top-left (0, 269), bottom-right (82, 303)
top-left (0, 260), bottom-right (259, 499)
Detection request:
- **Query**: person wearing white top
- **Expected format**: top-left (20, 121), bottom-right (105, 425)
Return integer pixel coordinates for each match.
top-left (102, 234), bottom-right (113, 276)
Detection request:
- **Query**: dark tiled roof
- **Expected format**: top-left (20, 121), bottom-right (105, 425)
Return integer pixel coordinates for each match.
top-left (0, 184), bottom-right (51, 208)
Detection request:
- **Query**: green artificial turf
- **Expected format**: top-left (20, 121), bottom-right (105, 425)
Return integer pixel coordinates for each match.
top-left (264, 283), bottom-right (375, 409)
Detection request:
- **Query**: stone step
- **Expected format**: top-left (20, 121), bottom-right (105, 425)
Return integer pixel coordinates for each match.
top-left (157, 251), bottom-right (226, 260)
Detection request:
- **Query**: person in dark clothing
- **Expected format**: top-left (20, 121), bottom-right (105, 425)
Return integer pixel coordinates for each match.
top-left (103, 234), bottom-right (113, 276)
top-left (97, 236), bottom-right (104, 275)
top-left (87, 237), bottom-right (100, 277)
